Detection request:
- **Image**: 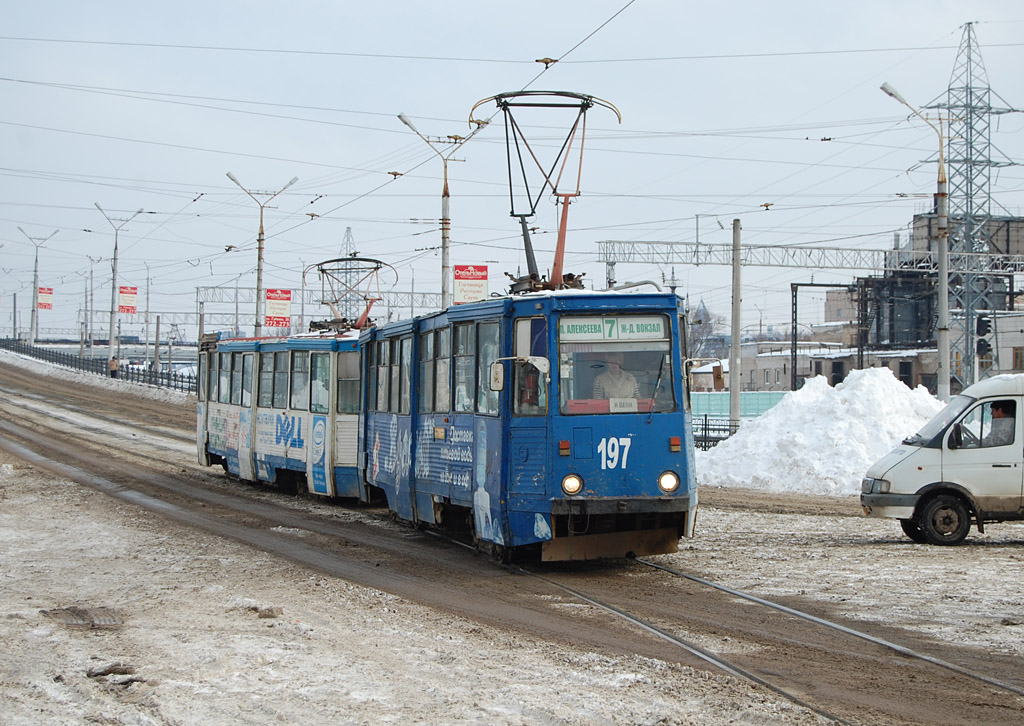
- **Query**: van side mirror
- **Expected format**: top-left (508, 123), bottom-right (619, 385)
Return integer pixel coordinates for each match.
top-left (949, 423), bottom-right (962, 449)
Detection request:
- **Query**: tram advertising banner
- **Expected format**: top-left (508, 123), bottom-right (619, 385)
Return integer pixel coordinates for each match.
top-left (118, 286), bottom-right (138, 314)
top-left (37, 287), bottom-right (53, 310)
top-left (453, 265), bottom-right (487, 305)
top-left (265, 288), bottom-right (292, 327)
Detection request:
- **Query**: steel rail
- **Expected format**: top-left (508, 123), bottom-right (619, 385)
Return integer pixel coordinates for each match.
top-left (519, 567), bottom-right (851, 725)
top-left (637, 557), bottom-right (1024, 697)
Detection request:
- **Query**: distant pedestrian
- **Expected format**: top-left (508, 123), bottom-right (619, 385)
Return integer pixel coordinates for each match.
top-left (108, 356), bottom-right (119, 378)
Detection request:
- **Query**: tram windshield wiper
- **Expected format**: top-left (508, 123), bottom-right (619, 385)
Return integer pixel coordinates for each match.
top-left (647, 353), bottom-right (667, 424)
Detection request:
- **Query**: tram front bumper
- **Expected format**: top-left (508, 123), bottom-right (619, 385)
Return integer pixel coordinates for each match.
top-left (550, 496), bottom-right (691, 516)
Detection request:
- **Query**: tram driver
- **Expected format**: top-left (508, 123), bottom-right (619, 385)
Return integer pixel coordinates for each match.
top-left (593, 352), bottom-right (640, 400)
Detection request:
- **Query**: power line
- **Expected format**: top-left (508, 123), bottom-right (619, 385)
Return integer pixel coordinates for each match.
top-left (2, 34), bottom-right (1020, 62)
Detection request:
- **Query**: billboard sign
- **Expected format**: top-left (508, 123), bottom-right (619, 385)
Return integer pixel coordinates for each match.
top-left (453, 265), bottom-right (488, 305)
top-left (118, 286), bottom-right (138, 314)
top-left (265, 289), bottom-right (292, 328)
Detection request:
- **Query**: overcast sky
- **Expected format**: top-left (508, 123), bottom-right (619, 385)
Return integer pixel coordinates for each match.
top-left (2, 1), bottom-right (1023, 340)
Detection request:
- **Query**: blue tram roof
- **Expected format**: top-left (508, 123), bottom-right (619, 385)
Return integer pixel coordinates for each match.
top-left (215, 331), bottom-right (359, 353)
top-left (362, 290), bottom-right (683, 341)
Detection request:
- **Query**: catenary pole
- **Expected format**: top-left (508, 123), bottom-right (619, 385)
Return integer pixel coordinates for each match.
top-left (730, 219), bottom-right (742, 423)
top-left (94, 204), bottom-right (144, 367)
top-left (225, 173), bottom-right (298, 337)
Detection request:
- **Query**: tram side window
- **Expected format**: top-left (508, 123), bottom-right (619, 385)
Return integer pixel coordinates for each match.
top-left (273, 352), bottom-right (289, 409)
top-left (198, 354), bottom-right (207, 402)
top-left (337, 351), bottom-right (360, 414)
top-left (389, 339), bottom-right (401, 413)
top-left (207, 352), bottom-right (218, 403)
top-left (399, 337), bottom-right (412, 415)
top-left (678, 314), bottom-right (690, 411)
top-left (454, 324), bottom-right (475, 413)
top-left (310, 352), bottom-right (330, 414)
top-left (514, 317), bottom-right (548, 416)
top-left (476, 321), bottom-right (500, 415)
top-left (241, 353), bottom-right (253, 408)
top-left (418, 331), bottom-right (435, 413)
top-left (376, 340), bottom-right (390, 412)
top-left (435, 328), bottom-right (451, 412)
top-left (291, 351), bottom-right (310, 410)
top-left (230, 353), bottom-right (243, 405)
top-left (365, 342), bottom-right (377, 412)
top-left (218, 353), bottom-right (232, 404)
top-left (258, 353), bottom-right (274, 407)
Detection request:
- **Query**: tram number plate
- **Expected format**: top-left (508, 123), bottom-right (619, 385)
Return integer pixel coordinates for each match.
top-left (597, 437), bottom-right (632, 470)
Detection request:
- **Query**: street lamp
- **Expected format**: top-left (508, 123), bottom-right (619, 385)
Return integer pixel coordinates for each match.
top-left (226, 172), bottom-right (298, 337)
top-left (18, 226), bottom-right (58, 345)
top-left (881, 82), bottom-right (950, 402)
top-left (95, 204), bottom-right (144, 366)
top-left (397, 112), bottom-right (486, 309)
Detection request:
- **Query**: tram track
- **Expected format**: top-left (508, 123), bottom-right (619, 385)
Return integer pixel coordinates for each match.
top-left (3, 359), bottom-right (1024, 724)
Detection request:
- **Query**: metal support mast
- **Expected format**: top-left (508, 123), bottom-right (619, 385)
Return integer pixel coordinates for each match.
top-left (934, 23), bottom-right (1016, 387)
top-left (339, 226), bottom-right (359, 321)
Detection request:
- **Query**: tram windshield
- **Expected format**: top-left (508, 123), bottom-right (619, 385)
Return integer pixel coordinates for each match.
top-left (558, 314), bottom-right (675, 414)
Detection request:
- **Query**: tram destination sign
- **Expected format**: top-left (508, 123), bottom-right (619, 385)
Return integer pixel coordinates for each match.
top-left (558, 315), bottom-right (666, 342)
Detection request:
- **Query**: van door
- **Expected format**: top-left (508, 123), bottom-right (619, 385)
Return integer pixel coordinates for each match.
top-left (943, 398), bottom-right (1024, 514)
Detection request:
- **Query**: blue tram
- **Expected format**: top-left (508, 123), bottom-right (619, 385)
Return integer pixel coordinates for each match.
top-left (197, 289), bottom-right (698, 561)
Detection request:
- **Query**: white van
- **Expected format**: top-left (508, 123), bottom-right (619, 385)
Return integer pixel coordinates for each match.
top-left (862, 374), bottom-right (1024, 545)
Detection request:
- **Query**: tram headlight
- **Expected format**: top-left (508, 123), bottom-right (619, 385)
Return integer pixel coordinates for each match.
top-left (658, 470), bottom-right (680, 493)
top-left (561, 473), bottom-right (584, 496)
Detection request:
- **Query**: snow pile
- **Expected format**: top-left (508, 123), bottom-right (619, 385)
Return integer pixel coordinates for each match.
top-left (696, 368), bottom-right (943, 496)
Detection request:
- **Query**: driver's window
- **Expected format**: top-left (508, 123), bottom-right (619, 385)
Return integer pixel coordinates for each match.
top-left (956, 406), bottom-right (986, 449)
top-left (514, 317), bottom-right (547, 416)
top-left (954, 399), bottom-right (1016, 449)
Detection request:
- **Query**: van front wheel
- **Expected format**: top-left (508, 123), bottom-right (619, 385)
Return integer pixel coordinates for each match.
top-left (919, 495), bottom-right (970, 546)
top-left (899, 519), bottom-right (928, 543)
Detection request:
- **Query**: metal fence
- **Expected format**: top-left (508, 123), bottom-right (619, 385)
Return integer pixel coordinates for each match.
top-left (0, 338), bottom-right (198, 395)
top-left (692, 415), bottom-right (741, 451)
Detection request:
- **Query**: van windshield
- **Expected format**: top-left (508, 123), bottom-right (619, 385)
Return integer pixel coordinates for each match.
top-left (903, 395), bottom-right (974, 446)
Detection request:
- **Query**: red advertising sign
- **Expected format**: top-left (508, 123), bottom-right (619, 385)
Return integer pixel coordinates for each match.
top-left (37, 287), bottom-right (53, 310)
top-left (118, 285), bottom-right (138, 314)
top-left (453, 265), bottom-right (488, 305)
top-left (265, 289), bottom-right (292, 328)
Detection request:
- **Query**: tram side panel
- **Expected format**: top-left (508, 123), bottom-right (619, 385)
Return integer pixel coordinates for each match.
top-left (361, 333), bottom-right (416, 519)
top-left (249, 349), bottom-right (308, 486)
top-left (201, 348), bottom-right (257, 481)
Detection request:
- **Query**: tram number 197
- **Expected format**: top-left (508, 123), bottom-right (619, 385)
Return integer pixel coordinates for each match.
top-left (597, 437), bottom-right (632, 470)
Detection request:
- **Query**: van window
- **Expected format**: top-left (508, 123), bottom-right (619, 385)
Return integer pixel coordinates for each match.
top-left (957, 399), bottom-right (1016, 449)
